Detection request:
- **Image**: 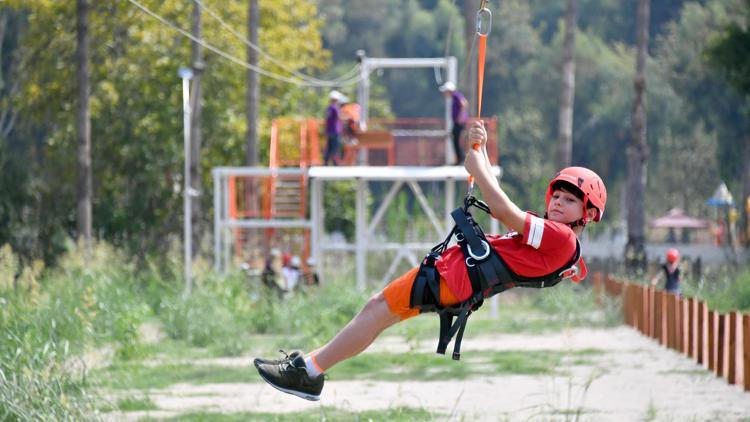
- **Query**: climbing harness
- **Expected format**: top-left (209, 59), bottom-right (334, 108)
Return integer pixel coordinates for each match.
top-left (409, 194), bottom-right (584, 360)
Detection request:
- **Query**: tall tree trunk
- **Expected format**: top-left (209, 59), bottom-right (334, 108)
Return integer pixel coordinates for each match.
top-left (462, 0), bottom-right (477, 113)
top-left (190, 3), bottom-right (204, 258)
top-left (76, 0), bottom-right (92, 257)
top-left (742, 135), bottom-right (750, 247)
top-left (245, 0), bottom-right (259, 166)
top-left (557, 0), bottom-right (576, 169)
top-left (0, 11), bottom-right (16, 138)
top-left (625, 0), bottom-right (650, 273)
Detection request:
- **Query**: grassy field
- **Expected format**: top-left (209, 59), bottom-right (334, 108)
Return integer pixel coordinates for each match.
top-left (2, 242), bottom-right (748, 420)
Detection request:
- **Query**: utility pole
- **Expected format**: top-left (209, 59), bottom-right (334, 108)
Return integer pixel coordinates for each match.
top-left (179, 67), bottom-right (194, 294)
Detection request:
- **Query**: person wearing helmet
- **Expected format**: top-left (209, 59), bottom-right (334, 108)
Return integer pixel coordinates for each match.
top-left (282, 255), bottom-right (302, 291)
top-left (254, 120), bottom-right (607, 401)
top-left (650, 248), bottom-right (681, 294)
top-left (324, 90), bottom-right (348, 165)
top-left (439, 81), bottom-right (469, 164)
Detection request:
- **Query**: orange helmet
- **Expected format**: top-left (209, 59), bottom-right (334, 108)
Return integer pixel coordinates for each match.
top-left (545, 167), bottom-right (607, 224)
top-left (666, 248), bottom-right (680, 264)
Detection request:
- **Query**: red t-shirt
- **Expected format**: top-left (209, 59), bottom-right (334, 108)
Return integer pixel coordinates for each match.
top-left (435, 212), bottom-right (578, 301)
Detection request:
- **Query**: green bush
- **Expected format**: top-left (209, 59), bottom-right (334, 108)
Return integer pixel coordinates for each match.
top-left (157, 266), bottom-right (369, 352)
top-left (532, 282), bottom-right (622, 328)
top-left (281, 280), bottom-right (369, 346)
top-left (694, 265), bottom-right (750, 313)
top-left (0, 242), bottom-right (152, 419)
top-left (159, 271), bottom-right (267, 352)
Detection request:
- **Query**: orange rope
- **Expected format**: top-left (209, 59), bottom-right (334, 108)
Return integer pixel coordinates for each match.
top-left (476, 34), bottom-right (487, 135)
top-left (468, 32), bottom-right (488, 188)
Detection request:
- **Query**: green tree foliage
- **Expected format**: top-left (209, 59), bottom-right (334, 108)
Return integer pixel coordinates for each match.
top-left (705, 0), bottom-right (750, 240)
top-left (652, 0), bottom-right (749, 210)
top-left (317, 0), bottom-right (465, 118)
top-left (2, 0), bottom-right (750, 265)
top-left (1, 0), bottom-right (329, 262)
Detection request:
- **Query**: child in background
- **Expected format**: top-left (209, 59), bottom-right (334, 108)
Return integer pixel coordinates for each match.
top-left (651, 248), bottom-right (681, 295)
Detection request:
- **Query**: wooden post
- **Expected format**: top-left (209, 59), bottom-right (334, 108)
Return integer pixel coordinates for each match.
top-left (676, 297), bottom-right (684, 353)
top-left (697, 301), bottom-right (705, 366)
top-left (683, 298), bottom-right (690, 354)
top-left (708, 310), bottom-right (716, 373)
top-left (743, 314), bottom-right (750, 391)
top-left (655, 291), bottom-right (663, 343)
top-left (649, 286), bottom-right (656, 338)
top-left (667, 294), bottom-right (676, 350)
top-left (592, 272), bottom-right (603, 305)
top-left (688, 298), bottom-right (695, 358)
top-left (632, 285), bottom-right (640, 329)
top-left (717, 313), bottom-right (726, 378)
top-left (624, 284), bottom-right (632, 326)
top-left (641, 285), bottom-right (649, 335)
top-left (727, 311), bottom-right (737, 384)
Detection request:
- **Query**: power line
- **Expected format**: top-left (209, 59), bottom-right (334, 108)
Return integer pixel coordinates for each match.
top-left (192, 0), bottom-right (361, 86)
top-left (127, 0), bottom-right (361, 87)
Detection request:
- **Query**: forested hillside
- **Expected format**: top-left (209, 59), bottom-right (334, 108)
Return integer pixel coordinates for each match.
top-left (0, 0), bottom-right (748, 264)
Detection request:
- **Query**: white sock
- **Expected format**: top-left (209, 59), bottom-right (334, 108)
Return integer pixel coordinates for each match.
top-left (304, 355), bottom-right (323, 377)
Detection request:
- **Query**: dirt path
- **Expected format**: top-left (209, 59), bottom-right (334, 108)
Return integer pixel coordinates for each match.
top-left (111, 326), bottom-right (750, 421)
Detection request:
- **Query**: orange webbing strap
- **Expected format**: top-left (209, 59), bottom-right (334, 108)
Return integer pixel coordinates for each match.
top-left (468, 3), bottom-right (491, 194)
top-left (476, 34), bottom-right (487, 120)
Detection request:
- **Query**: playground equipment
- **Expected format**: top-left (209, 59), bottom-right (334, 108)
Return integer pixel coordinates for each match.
top-left (216, 118), bottom-right (320, 272)
top-left (214, 54), bottom-right (501, 285)
top-left (215, 165), bottom-right (502, 290)
top-left (356, 52), bottom-right (459, 164)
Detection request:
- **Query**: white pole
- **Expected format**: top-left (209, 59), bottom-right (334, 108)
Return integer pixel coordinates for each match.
top-left (213, 170), bottom-right (221, 271)
top-left (446, 57), bottom-right (458, 165)
top-left (356, 178), bottom-right (367, 291)
top-left (179, 67), bottom-right (194, 294)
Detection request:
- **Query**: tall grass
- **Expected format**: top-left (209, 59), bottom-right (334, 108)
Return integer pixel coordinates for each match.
top-left (158, 263), bottom-right (369, 353)
top-left (0, 242), bottom-right (153, 420)
top-left (684, 264), bottom-right (750, 312)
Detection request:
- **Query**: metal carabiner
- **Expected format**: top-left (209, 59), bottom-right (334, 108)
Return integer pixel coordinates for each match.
top-left (467, 239), bottom-right (491, 261)
top-left (476, 7), bottom-right (492, 37)
top-left (559, 265), bottom-right (580, 280)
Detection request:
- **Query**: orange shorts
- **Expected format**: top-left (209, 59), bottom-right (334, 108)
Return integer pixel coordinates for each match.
top-left (382, 267), bottom-right (461, 320)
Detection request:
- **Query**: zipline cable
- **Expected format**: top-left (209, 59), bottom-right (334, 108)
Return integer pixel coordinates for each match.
top-left (127, 0), bottom-right (362, 87)
top-left (191, 0), bottom-right (361, 86)
top-left (435, 0), bottom-right (459, 86)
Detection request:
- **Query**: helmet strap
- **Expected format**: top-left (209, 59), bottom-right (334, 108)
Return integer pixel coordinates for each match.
top-left (543, 213), bottom-right (587, 229)
top-left (567, 218), bottom-right (587, 229)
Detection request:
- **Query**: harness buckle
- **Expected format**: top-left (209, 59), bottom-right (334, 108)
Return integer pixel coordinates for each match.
top-left (467, 239), bottom-right (491, 261)
top-left (559, 265), bottom-right (580, 280)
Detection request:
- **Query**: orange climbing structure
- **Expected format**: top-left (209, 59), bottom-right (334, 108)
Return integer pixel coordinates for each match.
top-left (225, 116), bottom-right (499, 267)
top-left (227, 119), bottom-right (320, 266)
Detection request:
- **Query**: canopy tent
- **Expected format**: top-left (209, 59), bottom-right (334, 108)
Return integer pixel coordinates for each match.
top-left (706, 182), bottom-right (734, 207)
top-left (649, 208), bottom-right (709, 229)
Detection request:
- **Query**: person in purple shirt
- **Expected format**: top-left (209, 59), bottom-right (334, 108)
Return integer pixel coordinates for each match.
top-left (324, 90), bottom-right (347, 165)
top-left (439, 82), bottom-right (469, 164)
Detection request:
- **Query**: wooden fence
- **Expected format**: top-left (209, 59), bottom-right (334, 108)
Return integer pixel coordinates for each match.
top-left (591, 272), bottom-right (750, 392)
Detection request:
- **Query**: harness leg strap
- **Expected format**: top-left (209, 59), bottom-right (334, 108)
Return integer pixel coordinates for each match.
top-left (437, 313), bottom-right (453, 355)
top-left (452, 314), bottom-right (469, 360)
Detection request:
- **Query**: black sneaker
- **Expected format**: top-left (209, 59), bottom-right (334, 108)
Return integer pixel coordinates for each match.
top-left (254, 353), bottom-right (324, 401)
top-left (253, 349), bottom-right (302, 366)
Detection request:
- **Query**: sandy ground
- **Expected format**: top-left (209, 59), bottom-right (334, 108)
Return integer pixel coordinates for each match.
top-left (107, 326), bottom-right (750, 421)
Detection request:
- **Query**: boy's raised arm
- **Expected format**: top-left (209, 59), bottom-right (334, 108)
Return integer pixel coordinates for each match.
top-left (464, 121), bottom-right (527, 235)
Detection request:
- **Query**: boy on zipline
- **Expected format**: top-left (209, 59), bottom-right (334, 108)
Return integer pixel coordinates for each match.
top-left (254, 120), bottom-right (608, 401)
